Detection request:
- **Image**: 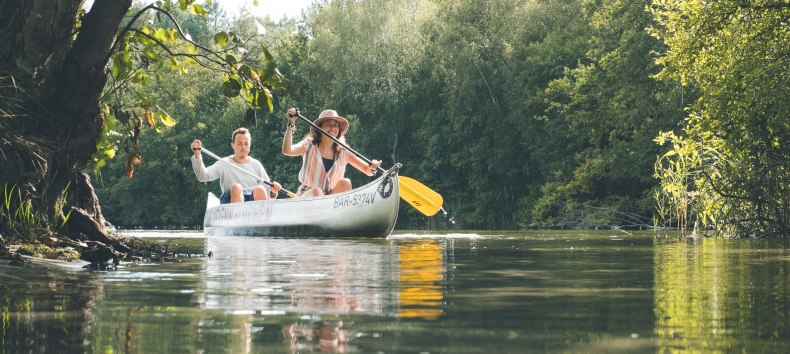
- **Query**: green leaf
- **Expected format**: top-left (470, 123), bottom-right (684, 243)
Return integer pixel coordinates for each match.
top-left (153, 28), bottom-right (168, 43)
top-left (225, 54), bottom-right (238, 65)
top-left (214, 32), bottom-right (228, 47)
top-left (229, 32), bottom-right (241, 44)
top-left (239, 65), bottom-right (253, 79)
top-left (158, 108), bottom-right (177, 127)
top-left (143, 48), bottom-right (157, 59)
top-left (190, 4), bottom-right (207, 16)
top-left (104, 111), bottom-right (117, 131)
top-left (261, 48), bottom-right (275, 80)
top-left (131, 71), bottom-right (147, 84)
top-left (257, 88), bottom-right (273, 113)
top-left (168, 57), bottom-right (179, 71)
top-left (221, 78), bottom-right (242, 97)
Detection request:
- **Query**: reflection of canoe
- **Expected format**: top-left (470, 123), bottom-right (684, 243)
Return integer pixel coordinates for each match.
top-left (203, 164), bottom-right (401, 237)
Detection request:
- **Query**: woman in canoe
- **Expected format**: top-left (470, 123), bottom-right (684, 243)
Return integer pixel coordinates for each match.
top-left (282, 108), bottom-right (381, 197)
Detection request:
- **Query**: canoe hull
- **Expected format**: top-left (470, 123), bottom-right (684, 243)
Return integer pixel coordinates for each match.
top-left (203, 165), bottom-right (400, 238)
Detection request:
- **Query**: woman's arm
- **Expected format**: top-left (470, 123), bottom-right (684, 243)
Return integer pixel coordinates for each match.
top-left (282, 108), bottom-right (306, 156)
top-left (283, 130), bottom-right (307, 156)
top-left (347, 151), bottom-right (381, 176)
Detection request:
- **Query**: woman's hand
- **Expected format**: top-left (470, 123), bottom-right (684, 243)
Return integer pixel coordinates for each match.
top-left (285, 108), bottom-right (298, 125)
top-left (368, 159), bottom-right (382, 174)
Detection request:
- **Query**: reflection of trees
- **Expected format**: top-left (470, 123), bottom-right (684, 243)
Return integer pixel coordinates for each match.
top-left (0, 263), bottom-right (103, 353)
top-left (397, 240), bottom-right (445, 320)
top-left (653, 238), bottom-right (790, 352)
top-left (90, 260), bottom-right (207, 352)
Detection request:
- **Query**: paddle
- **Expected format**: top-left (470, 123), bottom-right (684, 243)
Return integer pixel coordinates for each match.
top-left (294, 112), bottom-right (445, 216)
top-left (197, 147), bottom-right (297, 198)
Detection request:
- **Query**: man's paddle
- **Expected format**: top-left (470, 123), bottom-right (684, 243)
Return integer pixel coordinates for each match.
top-left (294, 112), bottom-right (444, 216)
top-left (197, 147), bottom-right (297, 198)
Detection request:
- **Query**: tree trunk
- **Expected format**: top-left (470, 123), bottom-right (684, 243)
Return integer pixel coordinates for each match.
top-left (0, 0), bottom-right (132, 244)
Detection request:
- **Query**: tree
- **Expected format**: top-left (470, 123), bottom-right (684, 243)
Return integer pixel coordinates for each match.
top-left (0, 0), bottom-right (288, 254)
top-left (650, 0), bottom-right (789, 236)
top-left (533, 0), bottom-right (685, 227)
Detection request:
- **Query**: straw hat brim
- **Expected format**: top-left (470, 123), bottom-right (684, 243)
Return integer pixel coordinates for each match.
top-left (311, 114), bottom-right (349, 136)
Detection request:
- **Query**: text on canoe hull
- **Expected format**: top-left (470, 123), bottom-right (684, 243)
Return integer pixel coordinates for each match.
top-left (333, 191), bottom-right (377, 208)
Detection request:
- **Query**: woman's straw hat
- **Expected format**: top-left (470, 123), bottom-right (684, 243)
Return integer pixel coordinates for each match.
top-left (312, 109), bottom-right (349, 136)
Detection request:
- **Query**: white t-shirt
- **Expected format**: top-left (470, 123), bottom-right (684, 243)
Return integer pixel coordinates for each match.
top-left (191, 155), bottom-right (271, 194)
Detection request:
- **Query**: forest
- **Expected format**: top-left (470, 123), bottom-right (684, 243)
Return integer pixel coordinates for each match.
top-left (1, 0), bottom-right (787, 246)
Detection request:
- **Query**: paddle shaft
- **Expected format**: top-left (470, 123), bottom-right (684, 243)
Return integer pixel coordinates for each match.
top-left (197, 147), bottom-right (297, 198)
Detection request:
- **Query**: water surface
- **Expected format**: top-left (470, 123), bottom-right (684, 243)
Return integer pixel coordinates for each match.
top-left (2, 230), bottom-right (789, 353)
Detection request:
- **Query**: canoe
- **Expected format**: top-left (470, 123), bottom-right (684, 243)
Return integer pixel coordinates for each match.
top-left (203, 164), bottom-right (401, 237)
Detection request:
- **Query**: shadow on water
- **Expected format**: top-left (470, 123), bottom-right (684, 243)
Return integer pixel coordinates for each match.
top-left (2, 230), bottom-right (790, 353)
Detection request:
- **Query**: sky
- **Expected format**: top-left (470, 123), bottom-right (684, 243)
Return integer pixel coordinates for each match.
top-left (217, 0), bottom-right (315, 19)
top-left (82, 1), bottom-right (315, 20)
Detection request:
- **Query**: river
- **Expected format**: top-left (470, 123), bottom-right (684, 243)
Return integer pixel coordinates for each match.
top-left (2, 230), bottom-right (789, 353)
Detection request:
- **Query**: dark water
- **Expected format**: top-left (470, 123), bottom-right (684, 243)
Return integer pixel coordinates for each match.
top-left (2, 230), bottom-right (789, 353)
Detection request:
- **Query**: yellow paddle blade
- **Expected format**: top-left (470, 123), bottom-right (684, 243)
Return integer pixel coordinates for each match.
top-left (398, 176), bottom-right (443, 216)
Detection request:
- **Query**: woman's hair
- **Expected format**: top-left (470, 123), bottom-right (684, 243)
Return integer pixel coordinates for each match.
top-left (305, 130), bottom-right (347, 160)
top-left (232, 127), bottom-right (250, 142)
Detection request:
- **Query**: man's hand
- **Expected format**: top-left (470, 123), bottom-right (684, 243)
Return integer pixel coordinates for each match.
top-left (191, 139), bottom-right (203, 157)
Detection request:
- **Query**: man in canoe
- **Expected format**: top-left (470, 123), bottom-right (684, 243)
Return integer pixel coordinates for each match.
top-left (282, 108), bottom-right (382, 197)
top-left (191, 127), bottom-right (282, 203)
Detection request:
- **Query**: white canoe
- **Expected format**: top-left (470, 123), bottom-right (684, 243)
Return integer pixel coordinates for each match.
top-left (203, 164), bottom-right (401, 237)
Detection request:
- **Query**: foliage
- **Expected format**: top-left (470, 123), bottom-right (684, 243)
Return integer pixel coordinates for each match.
top-left (94, 11), bottom-right (305, 228)
top-left (95, 0), bottom-right (686, 230)
top-left (88, 0), bottom-right (785, 235)
top-left (531, 0), bottom-right (686, 228)
top-left (649, 0), bottom-right (790, 236)
top-left (0, 0), bottom-right (297, 246)
top-left (94, 0), bottom-right (291, 175)
top-left (1, 184), bottom-right (59, 242)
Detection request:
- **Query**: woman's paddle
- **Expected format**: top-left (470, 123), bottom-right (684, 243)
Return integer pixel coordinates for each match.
top-left (295, 112), bottom-right (445, 216)
top-left (197, 147), bottom-right (297, 198)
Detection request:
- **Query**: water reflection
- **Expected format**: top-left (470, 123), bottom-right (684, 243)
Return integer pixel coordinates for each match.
top-left (0, 261), bottom-right (102, 353)
top-left (202, 236), bottom-right (397, 315)
top-left (653, 237), bottom-right (790, 352)
top-left (7, 231), bottom-right (790, 353)
top-left (397, 240), bottom-right (444, 319)
top-left (198, 236), bottom-right (448, 352)
top-left (282, 319), bottom-right (351, 352)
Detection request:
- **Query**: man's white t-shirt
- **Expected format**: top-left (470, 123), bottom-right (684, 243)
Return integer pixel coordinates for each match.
top-left (191, 155), bottom-right (271, 194)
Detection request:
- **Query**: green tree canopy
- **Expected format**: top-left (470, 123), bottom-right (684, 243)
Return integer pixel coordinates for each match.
top-left (650, 0), bottom-right (789, 236)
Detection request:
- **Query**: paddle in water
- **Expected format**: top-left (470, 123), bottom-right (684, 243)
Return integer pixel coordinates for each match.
top-left (294, 111), bottom-right (445, 216)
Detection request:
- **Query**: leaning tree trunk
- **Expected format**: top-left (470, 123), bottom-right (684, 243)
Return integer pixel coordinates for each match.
top-left (0, 0), bottom-right (132, 244)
